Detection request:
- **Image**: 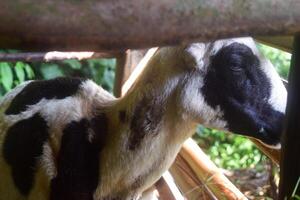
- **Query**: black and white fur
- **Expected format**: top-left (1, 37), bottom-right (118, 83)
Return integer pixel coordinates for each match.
top-left (0, 37), bottom-right (286, 200)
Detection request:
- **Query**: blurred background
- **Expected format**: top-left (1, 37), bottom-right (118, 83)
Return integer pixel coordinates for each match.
top-left (0, 43), bottom-right (291, 199)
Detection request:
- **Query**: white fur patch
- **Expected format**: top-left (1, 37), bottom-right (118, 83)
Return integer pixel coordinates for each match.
top-left (259, 58), bottom-right (287, 113)
top-left (40, 143), bottom-right (57, 179)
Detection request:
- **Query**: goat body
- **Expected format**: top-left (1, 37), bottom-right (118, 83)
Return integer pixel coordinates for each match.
top-left (0, 38), bottom-right (286, 200)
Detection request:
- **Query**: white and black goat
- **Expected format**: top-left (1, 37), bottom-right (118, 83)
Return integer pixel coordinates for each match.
top-left (0, 37), bottom-right (287, 200)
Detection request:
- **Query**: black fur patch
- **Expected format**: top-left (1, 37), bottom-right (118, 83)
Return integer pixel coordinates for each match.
top-left (129, 96), bottom-right (164, 150)
top-left (50, 114), bottom-right (108, 200)
top-left (5, 77), bottom-right (85, 115)
top-left (201, 43), bottom-right (284, 145)
top-left (3, 113), bottom-right (49, 195)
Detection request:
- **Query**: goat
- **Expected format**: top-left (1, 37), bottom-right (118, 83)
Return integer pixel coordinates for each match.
top-left (0, 37), bottom-right (287, 200)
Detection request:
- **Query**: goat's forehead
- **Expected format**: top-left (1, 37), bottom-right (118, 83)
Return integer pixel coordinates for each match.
top-left (211, 37), bottom-right (259, 53)
top-left (185, 37), bottom-right (258, 68)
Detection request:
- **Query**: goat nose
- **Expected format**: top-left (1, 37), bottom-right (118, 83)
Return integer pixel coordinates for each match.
top-left (258, 127), bottom-right (268, 137)
top-left (258, 127), bottom-right (281, 149)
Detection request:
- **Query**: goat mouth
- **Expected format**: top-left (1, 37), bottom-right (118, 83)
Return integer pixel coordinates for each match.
top-left (256, 128), bottom-right (281, 149)
top-left (262, 142), bottom-right (281, 150)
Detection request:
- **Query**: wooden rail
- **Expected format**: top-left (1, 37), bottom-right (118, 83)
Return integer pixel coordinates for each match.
top-left (0, 1), bottom-right (300, 50)
top-left (0, 52), bottom-right (118, 62)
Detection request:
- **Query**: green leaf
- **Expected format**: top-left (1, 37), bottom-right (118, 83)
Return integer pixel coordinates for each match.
top-left (40, 64), bottom-right (64, 79)
top-left (293, 195), bottom-right (300, 200)
top-left (0, 63), bottom-right (13, 91)
top-left (24, 64), bottom-right (35, 79)
top-left (63, 59), bottom-right (82, 69)
top-left (15, 62), bottom-right (25, 83)
top-left (292, 177), bottom-right (300, 198)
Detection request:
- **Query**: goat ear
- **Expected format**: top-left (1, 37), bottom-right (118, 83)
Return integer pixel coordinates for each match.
top-left (184, 44), bottom-right (206, 69)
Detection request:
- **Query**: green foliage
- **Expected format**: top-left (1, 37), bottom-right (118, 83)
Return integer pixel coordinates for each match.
top-left (258, 44), bottom-right (291, 79)
top-left (194, 126), bottom-right (266, 170)
top-left (0, 55), bottom-right (116, 97)
top-left (0, 61), bottom-right (34, 96)
top-left (290, 177), bottom-right (300, 200)
top-left (30, 58), bottom-right (116, 92)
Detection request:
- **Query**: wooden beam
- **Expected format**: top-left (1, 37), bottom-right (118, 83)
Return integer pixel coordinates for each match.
top-left (255, 36), bottom-right (294, 53)
top-left (0, 1), bottom-right (300, 51)
top-left (0, 51), bottom-right (118, 62)
top-left (279, 34), bottom-right (300, 199)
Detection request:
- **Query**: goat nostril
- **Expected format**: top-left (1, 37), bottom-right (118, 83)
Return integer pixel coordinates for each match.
top-left (258, 127), bottom-right (268, 137)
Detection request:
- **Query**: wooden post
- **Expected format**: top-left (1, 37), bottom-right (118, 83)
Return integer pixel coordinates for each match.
top-left (114, 50), bottom-right (147, 97)
top-left (114, 52), bottom-right (129, 97)
top-left (279, 34), bottom-right (300, 199)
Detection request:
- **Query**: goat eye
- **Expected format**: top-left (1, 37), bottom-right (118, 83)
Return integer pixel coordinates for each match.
top-left (230, 65), bottom-right (243, 73)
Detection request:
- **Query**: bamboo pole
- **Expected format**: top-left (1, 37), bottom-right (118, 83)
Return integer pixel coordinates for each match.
top-left (180, 139), bottom-right (248, 200)
top-left (156, 172), bottom-right (185, 200)
top-left (170, 154), bottom-right (217, 200)
top-left (0, 1), bottom-right (300, 50)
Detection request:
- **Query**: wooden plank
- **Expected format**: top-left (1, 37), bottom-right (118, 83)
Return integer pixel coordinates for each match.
top-left (279, 34), bottom-right (300, 199)
top-left (255, 36), bottom-right (294, 53)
